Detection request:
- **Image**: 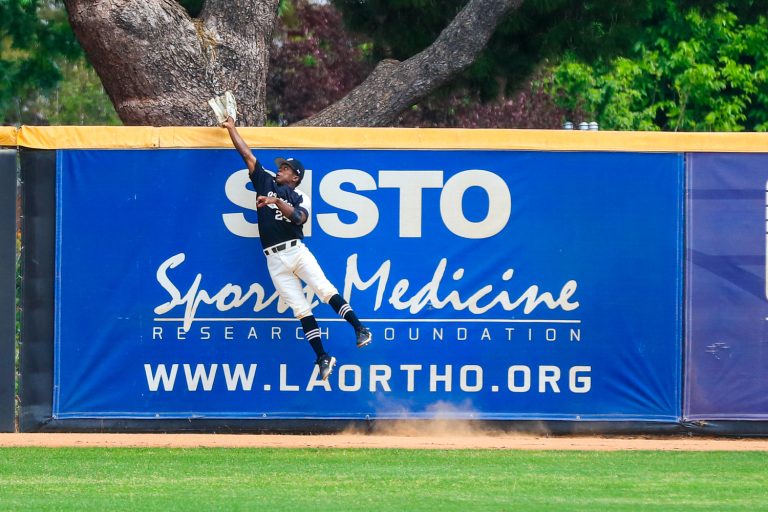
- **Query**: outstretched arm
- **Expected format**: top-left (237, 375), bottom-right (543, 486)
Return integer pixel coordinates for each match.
top-left (221, 116), bottom-right (257, 174)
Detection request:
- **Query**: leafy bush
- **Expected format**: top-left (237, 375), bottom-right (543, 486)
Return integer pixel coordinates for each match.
top-left (546, 2), bottom-right (768, 131)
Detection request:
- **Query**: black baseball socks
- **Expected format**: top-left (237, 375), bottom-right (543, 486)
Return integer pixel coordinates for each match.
top-left (329, 294), bottom-right (363, 330)
top-left (300, 315), bottom-right (326, 358)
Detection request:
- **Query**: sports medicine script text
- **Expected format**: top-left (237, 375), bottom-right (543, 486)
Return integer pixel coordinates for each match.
top-left (154, 253), bottom-right (580, 332)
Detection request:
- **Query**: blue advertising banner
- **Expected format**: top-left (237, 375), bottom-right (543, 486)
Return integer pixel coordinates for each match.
top-left (686, 153), bottom-right (768, 420)
top-left (54, 148), bottom-right (683, 420)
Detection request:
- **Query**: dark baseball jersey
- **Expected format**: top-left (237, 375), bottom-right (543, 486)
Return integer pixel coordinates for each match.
top-left (250, 160), bottom-right (309, 249)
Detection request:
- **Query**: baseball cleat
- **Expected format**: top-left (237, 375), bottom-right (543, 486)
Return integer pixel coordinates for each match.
top-left (316, 354), bottom-right (336, 381)
top-left (355, 326), bottom-right (372, 348)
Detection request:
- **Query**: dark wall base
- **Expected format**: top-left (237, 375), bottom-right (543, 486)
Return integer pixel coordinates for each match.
top-left (18, 150), bottom-right (56, 433)
top-left (0, 150), bottom-right (17, 433)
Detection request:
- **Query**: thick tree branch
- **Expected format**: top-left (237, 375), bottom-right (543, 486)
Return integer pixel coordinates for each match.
top-left (297, 0), bottom-right (524, 127)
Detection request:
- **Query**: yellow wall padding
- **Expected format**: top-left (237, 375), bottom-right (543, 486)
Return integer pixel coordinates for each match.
top-left (13, 125), bottom-right (768, 152)
top-left (17, 126), bottom-right (159, 149)
top-left (0, 127), bottom-right (17, 147)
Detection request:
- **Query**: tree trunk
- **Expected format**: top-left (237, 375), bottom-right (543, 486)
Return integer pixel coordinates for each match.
top-left (64, 0), bottom-right (522, 127)
top-left (64, 0), bottom-right (278, 126)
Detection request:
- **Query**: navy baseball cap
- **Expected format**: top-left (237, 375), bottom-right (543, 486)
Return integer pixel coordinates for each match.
top-left (275, 157), bottom-right (305, 181)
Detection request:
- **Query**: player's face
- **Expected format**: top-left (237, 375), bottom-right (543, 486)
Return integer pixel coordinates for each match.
top-left (276, 163), bottom-right (299, 185)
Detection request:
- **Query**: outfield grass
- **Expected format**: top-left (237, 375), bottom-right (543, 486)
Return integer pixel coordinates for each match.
top-left (0, 448), bottom-right (765, 511)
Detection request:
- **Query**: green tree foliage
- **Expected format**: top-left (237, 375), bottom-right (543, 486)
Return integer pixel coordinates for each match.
top-left (24, 59), bottom-right (121, 125)
top-left (1, 0), bottom-right (76, 122)
top-left (1, 0), bottom-right (118, 125)
top-left (546, 1), bottom-right (768, 131)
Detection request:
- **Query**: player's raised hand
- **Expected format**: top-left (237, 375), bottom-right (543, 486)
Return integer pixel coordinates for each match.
top-left (220, 116), bottom-right (235, 130)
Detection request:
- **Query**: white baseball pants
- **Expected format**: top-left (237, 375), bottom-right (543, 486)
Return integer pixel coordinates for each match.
top-left (265, 240), bottom-right (338, 319)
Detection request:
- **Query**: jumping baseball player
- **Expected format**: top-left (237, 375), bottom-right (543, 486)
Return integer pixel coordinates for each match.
top-left (221, 116), bottom-right (372, 381)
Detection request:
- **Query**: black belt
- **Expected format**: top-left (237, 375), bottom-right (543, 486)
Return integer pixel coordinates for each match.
top-left (263, 239), bottom-right (298, 256)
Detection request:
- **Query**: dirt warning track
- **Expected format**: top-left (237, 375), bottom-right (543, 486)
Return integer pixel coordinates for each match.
top-left (2, 433), bottom-right (768, 451)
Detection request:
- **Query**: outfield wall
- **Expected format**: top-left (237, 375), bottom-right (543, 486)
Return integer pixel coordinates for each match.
top-left (686, 154), bottom-right (768, 427)
top-left (9, 126), bottom-right (768, 434)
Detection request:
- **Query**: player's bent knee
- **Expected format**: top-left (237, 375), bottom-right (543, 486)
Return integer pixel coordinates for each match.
top-left (318, 287), bottom-right (339, 304)
top-left (295, 308), bottom-right (313, 319)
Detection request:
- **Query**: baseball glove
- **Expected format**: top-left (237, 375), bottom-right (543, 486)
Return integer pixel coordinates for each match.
top-left (208, 91), bottom-right (238, 124)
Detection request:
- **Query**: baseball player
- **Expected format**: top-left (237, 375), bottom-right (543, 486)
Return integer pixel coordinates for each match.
top-left (221, 116), bottom-right (372, 381)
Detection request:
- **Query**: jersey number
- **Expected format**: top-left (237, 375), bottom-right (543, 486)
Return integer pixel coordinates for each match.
top-left (267, 192), bottom-right (291, 223)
